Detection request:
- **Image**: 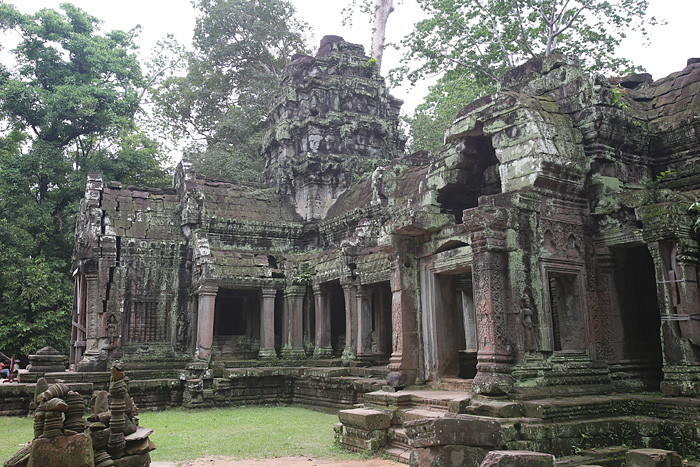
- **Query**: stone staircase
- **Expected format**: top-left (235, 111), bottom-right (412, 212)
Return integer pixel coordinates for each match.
top-left (336, 387), bottom-right (700, 465)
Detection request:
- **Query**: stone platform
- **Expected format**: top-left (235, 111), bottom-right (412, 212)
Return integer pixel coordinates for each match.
top-left (337, 386), bottom-right (700, 465)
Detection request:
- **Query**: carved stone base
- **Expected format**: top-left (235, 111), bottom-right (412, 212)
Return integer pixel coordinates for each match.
top-left (313, 346), bottom-right (333, 359)
top-left (341, 347), bottom-right (356, 365)
top-left (257, 348), bottom-right (278, 360)
top-left (386, 370), bottom-right (416, 389)
top-left (281, 347), bottom-right (306, 359)
top-left (472, 371), bottom-right (514, 395)
top-left (661, 365), bottom-right (700, 397)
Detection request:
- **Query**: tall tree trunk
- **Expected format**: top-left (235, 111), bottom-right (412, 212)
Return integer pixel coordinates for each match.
top-left (371, 0), bottom-right (394, 73)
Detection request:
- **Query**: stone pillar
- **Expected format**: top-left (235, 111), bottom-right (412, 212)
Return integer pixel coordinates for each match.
top-left (464, 207), bottom-right (515, 395)
top-left (341, 282), bottom-right (357, 364)
top-left (313, 284), bottom-right (332, 359)
top-left (672, 241), bottom-right (700, 347)
top-left (282, 285), bottom-right (306, 358)
top-left (591, 248), bottom-right (625, 362)
top-left (75, 273), bottom-right (104, 371)
top-left (456, 276), bottom-right (477, 352)
top-left (195, 285), bottom-right (218, 361)
top-left (384, 237), bottom-right (419, 388)
top-left (258, 288), bottom-right (277, 359)
top-left (356, 286), bottom-right (373, 359)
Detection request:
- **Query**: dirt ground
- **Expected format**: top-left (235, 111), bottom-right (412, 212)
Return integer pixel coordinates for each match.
top-left (153, 456), bottom-right (402, 467)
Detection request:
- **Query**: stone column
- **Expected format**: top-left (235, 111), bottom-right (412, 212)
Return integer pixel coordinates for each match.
top-left (195, 285), bottom-right (218, 361)
top-left (456, 276), bottom-right (477, 352)
top-left (672, 241), bottom-right (700, 347)
top-left (313, 284), bottom-right (332, 359)
top-left (75, 273), bottom-right (103, 371)
top-left (384, 237), bottom-right (419, 388)
top-left (341, 282), bottom-right (357, 364)
top-left (591, 248), bottom-right (625, 362)
top-left (464, 207), bottom-right (515, 395)
top-left (282, 285), bottom-right (306, 358)
top-left (356, 286), bottom-right (373, 359)
top-left (258, 288), bottom-right (277, 359)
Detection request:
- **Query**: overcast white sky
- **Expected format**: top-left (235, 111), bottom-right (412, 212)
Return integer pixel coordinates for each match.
top-left (5, 0), bottom-right (699, 163)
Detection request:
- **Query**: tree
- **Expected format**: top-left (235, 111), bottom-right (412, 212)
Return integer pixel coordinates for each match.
top-left (396, 0), bottom-right (661, 153)
top-left (397, 0), bottom-right (660, 88)
top-left (343, 0), bottom-right (397, 72)
top-left (0, 3), bottom-right (168, 356)
top-left (405, 71), bottom-right (491, 154)
top-left (152, 0), bottom-right (309, 182)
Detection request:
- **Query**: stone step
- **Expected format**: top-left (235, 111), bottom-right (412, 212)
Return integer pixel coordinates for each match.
top-left (403, 407), bottom-right (446, 422)
top-left (384, 446), bottom-right (411, 465)
top-left (428, 378), bottom-right (473, 392)
top-left (389, 427), bottom-right (410, 450)
top-left (348, 366), bottom-right (390, 378)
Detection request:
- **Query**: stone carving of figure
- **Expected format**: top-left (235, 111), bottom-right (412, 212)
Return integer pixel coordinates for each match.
top-left (520, 289), bottom-right (537, 352)
top-left (105, 314), bottom-right (118, 347)
top-left (176, 312), bottom-right (189, 352)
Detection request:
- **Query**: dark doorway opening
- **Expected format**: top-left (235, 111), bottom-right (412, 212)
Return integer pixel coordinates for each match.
top-left (614, 246), bottom-right (663, 389)
top-left (328, 281), bottom-right (346, 357)
top-left (437, 130), bottom-right (501, 223)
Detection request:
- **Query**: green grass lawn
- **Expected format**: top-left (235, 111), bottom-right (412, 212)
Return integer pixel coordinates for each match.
top-left (1, 406), bottom-right (363, 465)
top-left (0, 415), bottom-right (33, 462)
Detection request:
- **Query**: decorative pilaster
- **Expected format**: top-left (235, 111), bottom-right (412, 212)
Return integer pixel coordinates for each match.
top-left (341, 281), bottom-right (357, 364)
top-left (313, 284), bottom-right (332, 359)
top-left (590, 248), bottom-right (624, 362)
top-left (638, 202), bottom-right (700, 396)
top-left (456, 276), bottom-right (477, 352)
top-left (356, 286), bottom-right (373, 359)
top-left (282, 285), bottom-right (306, 358)
top-left (258, 288), bottom-right (278, 359)
top-left (464, 207), bottom-right (515, 395)
top-left (195, 285), bottom-right (218, 361)
top-left (383, 236), bottom-right (419, 388)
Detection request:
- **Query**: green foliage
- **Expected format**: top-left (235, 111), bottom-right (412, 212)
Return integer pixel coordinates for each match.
top-left (365, 57), bottom-right (379, 76)
top-left (0, 4), bottom-right (169, 356)
top-left (395, 0), bottom-right (659, 89)
top-left (151, 0), bottom-right (309, 183)
top-left (689, 201), bottom-right (700, 233)
top-left (405, 71), bottom-right (491, 154)
top-left (612, 83), bottom-right (629, 109)
top-left (393, 0), bottom-right (661, 153)
top-left (642, 170), bottom-right (673, 190)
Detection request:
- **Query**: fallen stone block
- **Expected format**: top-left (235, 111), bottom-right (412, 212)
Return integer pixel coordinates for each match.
top-left (625, 448), bottom-right (682, 467)
top-left (338, 408), bottom-right (391, 430)
top-left (409, 445), bottom-right (489, 467)
top-left (27, 433), bottom-right (94, 467)
top-left (405, 414), bottom-right (502, 448)
top-left (479, 450), bottom-right (555, 467)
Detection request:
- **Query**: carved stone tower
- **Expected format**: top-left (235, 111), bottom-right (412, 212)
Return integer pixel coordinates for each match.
top-left (263, 35), bottom-right (405, 221)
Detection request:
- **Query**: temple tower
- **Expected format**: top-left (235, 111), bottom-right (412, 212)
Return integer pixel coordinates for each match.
top-left (262, 35), bottom-right (405, 221)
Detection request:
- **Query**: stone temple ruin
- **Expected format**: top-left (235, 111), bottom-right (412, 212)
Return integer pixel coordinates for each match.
top-left (5, 363), bottom-right (155, 467)
top-left (20, 35), bottom-right (700, 463)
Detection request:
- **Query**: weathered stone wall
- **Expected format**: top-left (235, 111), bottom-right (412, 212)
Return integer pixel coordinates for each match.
top-left (73, 175), bottom-right (192, 371)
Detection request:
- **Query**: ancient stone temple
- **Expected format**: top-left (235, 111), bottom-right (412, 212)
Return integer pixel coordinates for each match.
top-left (69, 35), bottom-right (700, 462)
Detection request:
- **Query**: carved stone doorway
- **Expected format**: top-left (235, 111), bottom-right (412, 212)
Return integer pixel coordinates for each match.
top-left (613, 246), bottom-right (663, 389)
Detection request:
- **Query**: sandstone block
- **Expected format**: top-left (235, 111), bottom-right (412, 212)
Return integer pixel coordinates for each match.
top-left (405, 415), bottom-right (502, 448)
top-left (479, 450), bottom-right (554, 467)
top-left (409, 445), bottom-right (489, 467)
top-left (338, 408), bottom-right (391, 430)
top-left (27, 434), bottom-right (94, 467)
top-left (625, 449), bottom-right (682, 467)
